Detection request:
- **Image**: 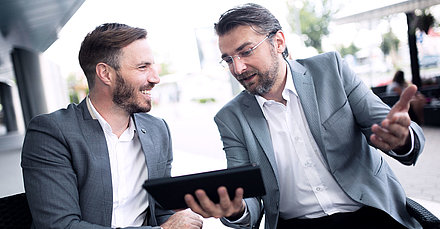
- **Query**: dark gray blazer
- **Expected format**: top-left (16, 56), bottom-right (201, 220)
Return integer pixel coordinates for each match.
top-left (21, 99), bottom-right (174, 229)
top-left (215, 52), bottom-right (425, 229)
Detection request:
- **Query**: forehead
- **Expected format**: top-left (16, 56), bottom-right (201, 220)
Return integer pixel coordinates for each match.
top-left (120, 38), bottom-right (153, 64)
top-left (218, 25), bottom-right (262, 55)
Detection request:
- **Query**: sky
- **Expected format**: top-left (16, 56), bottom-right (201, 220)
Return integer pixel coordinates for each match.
top-left (43, 0), bottom-right (412, 78)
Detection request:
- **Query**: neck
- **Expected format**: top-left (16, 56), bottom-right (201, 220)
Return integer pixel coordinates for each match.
top-left (262, 59), bottom-right (288, 105)
top-left (89, 92), bottom-right (130, 138)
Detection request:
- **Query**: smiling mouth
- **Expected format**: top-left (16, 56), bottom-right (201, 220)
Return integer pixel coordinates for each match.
top-left (141, 89), bottom-right (152, 96)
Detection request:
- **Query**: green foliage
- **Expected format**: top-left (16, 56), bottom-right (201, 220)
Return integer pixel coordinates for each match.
top-left (287, 0), bottom-right (335, 53)
top-left (160, 62), bottom-right (173, 76)
top-left (416, 10), bottom-right (435, 34)
top-left (338, 43), bottom-right (360, 57)
top-left (380, 30), bottom-right (400, 56)
top-left (67, 73), bottom-right (88, 104)
top-left (193, 98), bottom-right (216, 104)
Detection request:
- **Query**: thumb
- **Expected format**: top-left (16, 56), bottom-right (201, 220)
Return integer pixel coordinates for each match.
top-left (388, 85), bottom-right (417, 116)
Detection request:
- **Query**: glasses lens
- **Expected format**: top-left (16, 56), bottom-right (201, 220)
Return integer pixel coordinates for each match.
top-left (220, 57), bottom-right (233, 68)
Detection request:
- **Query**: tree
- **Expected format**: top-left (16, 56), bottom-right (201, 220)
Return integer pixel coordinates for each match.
top-left (287, 0), bottom-right (335, 53)
top-left (380, 29), bottom-right (400, 69)
top-left (338, 43), bottom-right (360, 57)
top-left (380, 30), bottom-right (400, 56)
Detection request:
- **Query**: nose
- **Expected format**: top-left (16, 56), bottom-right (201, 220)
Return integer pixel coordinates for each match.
top-left (231, 57), bottom-right (247, 75)
top-left (148, 64), bottom-right (160, 84)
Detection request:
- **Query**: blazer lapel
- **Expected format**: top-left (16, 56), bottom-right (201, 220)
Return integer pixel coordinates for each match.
top-left (241, 92), bottom-right (280, 182)
top-left (288, 61), bottom-right (327, 162)
top-left (78, 99), bottom-right (113, 223)
top-left (132, 114), bottom-right (160, 179)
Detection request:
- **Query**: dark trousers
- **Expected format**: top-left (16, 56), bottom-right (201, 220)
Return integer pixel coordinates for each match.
top-left (277, 207), bottom-right (407, 229)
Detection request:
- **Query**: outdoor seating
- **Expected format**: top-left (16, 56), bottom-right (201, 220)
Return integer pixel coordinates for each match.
top-left (0, 193), bottom-right (32, 228)
top-left (407, 197), bottom-right (440, 229)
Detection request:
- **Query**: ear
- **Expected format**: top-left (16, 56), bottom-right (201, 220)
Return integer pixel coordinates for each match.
top-left (95, 63), bottom-right (112, 86)
top-left (274, 30), bottom-right (286, 55)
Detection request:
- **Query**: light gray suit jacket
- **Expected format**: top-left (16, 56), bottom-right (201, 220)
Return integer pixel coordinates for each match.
top-left (21, 99), bottom-right (174, 229)
top-left (215, 52), bottom-right (425, 229)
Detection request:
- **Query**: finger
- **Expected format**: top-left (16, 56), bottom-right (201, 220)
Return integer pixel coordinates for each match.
top-left (380, 113), bottom-right (410, 142)
top-left (399, 85), bottom-right (417, 105)
top-left (184, 194), bottom-right (210, 218)
top-left (233, 188), bottom-right (244, 206)
top-left (389, 85), bottom-right (417, 116)
top-left (194, 189), bottom-right (222, 218)
top-left (371, 124), bottom-right (394, 150)
top-left (387, 112), bottom-right (411, 127)
top-left (370, 134), bottom-right (392, 151)
top-left (371, 122), bottom-right (408, 151)
top-left (218, 186), bottom-right (232, 209)
top-left (172, 208), bottom-right (186, 212)
top-left (184, 214), bottom-right (203, 228)
top-left (195, 189), bottom-right (215, 207)
top-left (189, 214), bottom-right (203, 228)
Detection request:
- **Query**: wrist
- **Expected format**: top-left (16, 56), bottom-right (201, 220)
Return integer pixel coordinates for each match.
top-left (393, 132), bottom-right (412, 154)
top-left (226, 200), bottom-right (246, 221)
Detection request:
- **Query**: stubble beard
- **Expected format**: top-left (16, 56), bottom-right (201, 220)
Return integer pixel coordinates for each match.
top-left (242, 47), bottom-right (279, 96)
top-left (112, 72), bottom-right (151, 115)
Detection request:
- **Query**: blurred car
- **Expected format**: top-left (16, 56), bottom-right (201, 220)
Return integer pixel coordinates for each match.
top-left (419, 55), bottom-right (440, 68)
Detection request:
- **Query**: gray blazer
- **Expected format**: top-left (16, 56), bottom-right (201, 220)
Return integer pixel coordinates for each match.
top-left (215, 52), bottom-right (425, 229)
top-left (21, 99), bottom-right (174, 229)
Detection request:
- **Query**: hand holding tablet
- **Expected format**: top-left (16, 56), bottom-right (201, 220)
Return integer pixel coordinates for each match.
top-left (143, 165), bottom-right (266, 212)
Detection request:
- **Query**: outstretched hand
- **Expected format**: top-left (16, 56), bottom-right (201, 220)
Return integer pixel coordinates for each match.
top-left (184, 186), bottom-right (245, 219)
top-left (370, 85), bottom-right (417, 153)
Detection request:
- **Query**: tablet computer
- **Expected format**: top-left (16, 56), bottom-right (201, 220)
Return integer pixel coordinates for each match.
top-left (143, 165), bottom-right (266, 210)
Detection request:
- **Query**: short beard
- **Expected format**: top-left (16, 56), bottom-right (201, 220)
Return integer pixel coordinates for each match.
top-left (247, 48), bottom-right (279, 96)
top-left (112, 72), bottom-right (151, 114)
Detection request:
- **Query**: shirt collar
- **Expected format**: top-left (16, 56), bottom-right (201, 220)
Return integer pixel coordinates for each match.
top-left (86, 96), bottom-right (136, 140)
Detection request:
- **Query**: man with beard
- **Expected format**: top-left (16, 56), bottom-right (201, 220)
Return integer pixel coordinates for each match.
top-left (185, 3), bottom-right (425, 229)
top-left (21, 23), bottom-right (202, 229)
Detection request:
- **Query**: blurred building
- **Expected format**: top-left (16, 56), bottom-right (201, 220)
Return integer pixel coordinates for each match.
top-left (333, 0), bottom-right (440, 87)
top-left (0, 0), bottom-right (84, 152)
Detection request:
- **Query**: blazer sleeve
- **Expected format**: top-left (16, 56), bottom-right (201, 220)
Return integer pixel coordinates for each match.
top-left (332, 51), bottom-right (425, 165)
top-left (214, 113), bottom-right (263, 229)
top-left (21, 114), bottom-right (164, 229)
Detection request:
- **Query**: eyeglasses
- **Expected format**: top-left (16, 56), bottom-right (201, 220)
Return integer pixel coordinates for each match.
top-left (219, 34), bottom-right (270, 68)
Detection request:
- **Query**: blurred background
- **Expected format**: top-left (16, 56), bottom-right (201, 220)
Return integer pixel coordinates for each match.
top-left (1, 0), bottom-right (440, 227)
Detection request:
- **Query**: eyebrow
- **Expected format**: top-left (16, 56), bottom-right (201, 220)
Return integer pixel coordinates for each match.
top-left (221, 41), bottom-right (253, 59)
top-left (138, 61), bottom-right (154, 66)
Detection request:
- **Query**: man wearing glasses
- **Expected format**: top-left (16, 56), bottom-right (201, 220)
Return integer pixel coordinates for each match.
top-left (185, 3), bottom-right (425, 229)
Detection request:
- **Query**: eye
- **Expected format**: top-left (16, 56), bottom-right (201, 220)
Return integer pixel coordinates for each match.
top-left (138, 64), bottom-right (151, 70)
top-left (240, 48), bottom-right (253, 57)
top-left (223, 57), bottom-right (234, 64)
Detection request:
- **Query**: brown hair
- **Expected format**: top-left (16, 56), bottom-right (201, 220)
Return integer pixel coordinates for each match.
top-left (214, 3), bottom-right (288, 58)
top-left (78, 23), bottom-right (147, 89)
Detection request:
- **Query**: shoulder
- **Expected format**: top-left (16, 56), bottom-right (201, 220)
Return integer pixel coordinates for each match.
top-left (295, 51), bottom-right (342, 69)
top-left (216, 91), bottom-right (252, 117)
top-left (28, 103), bottom-right (83, 129)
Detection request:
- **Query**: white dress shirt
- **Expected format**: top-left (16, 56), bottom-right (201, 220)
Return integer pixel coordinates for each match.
top-left (226, 63), bottom-right (415, 223)
top-left (255, 67), bottom-right (362, 219)
top-left (87, 97), bottom-right (149, 227)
